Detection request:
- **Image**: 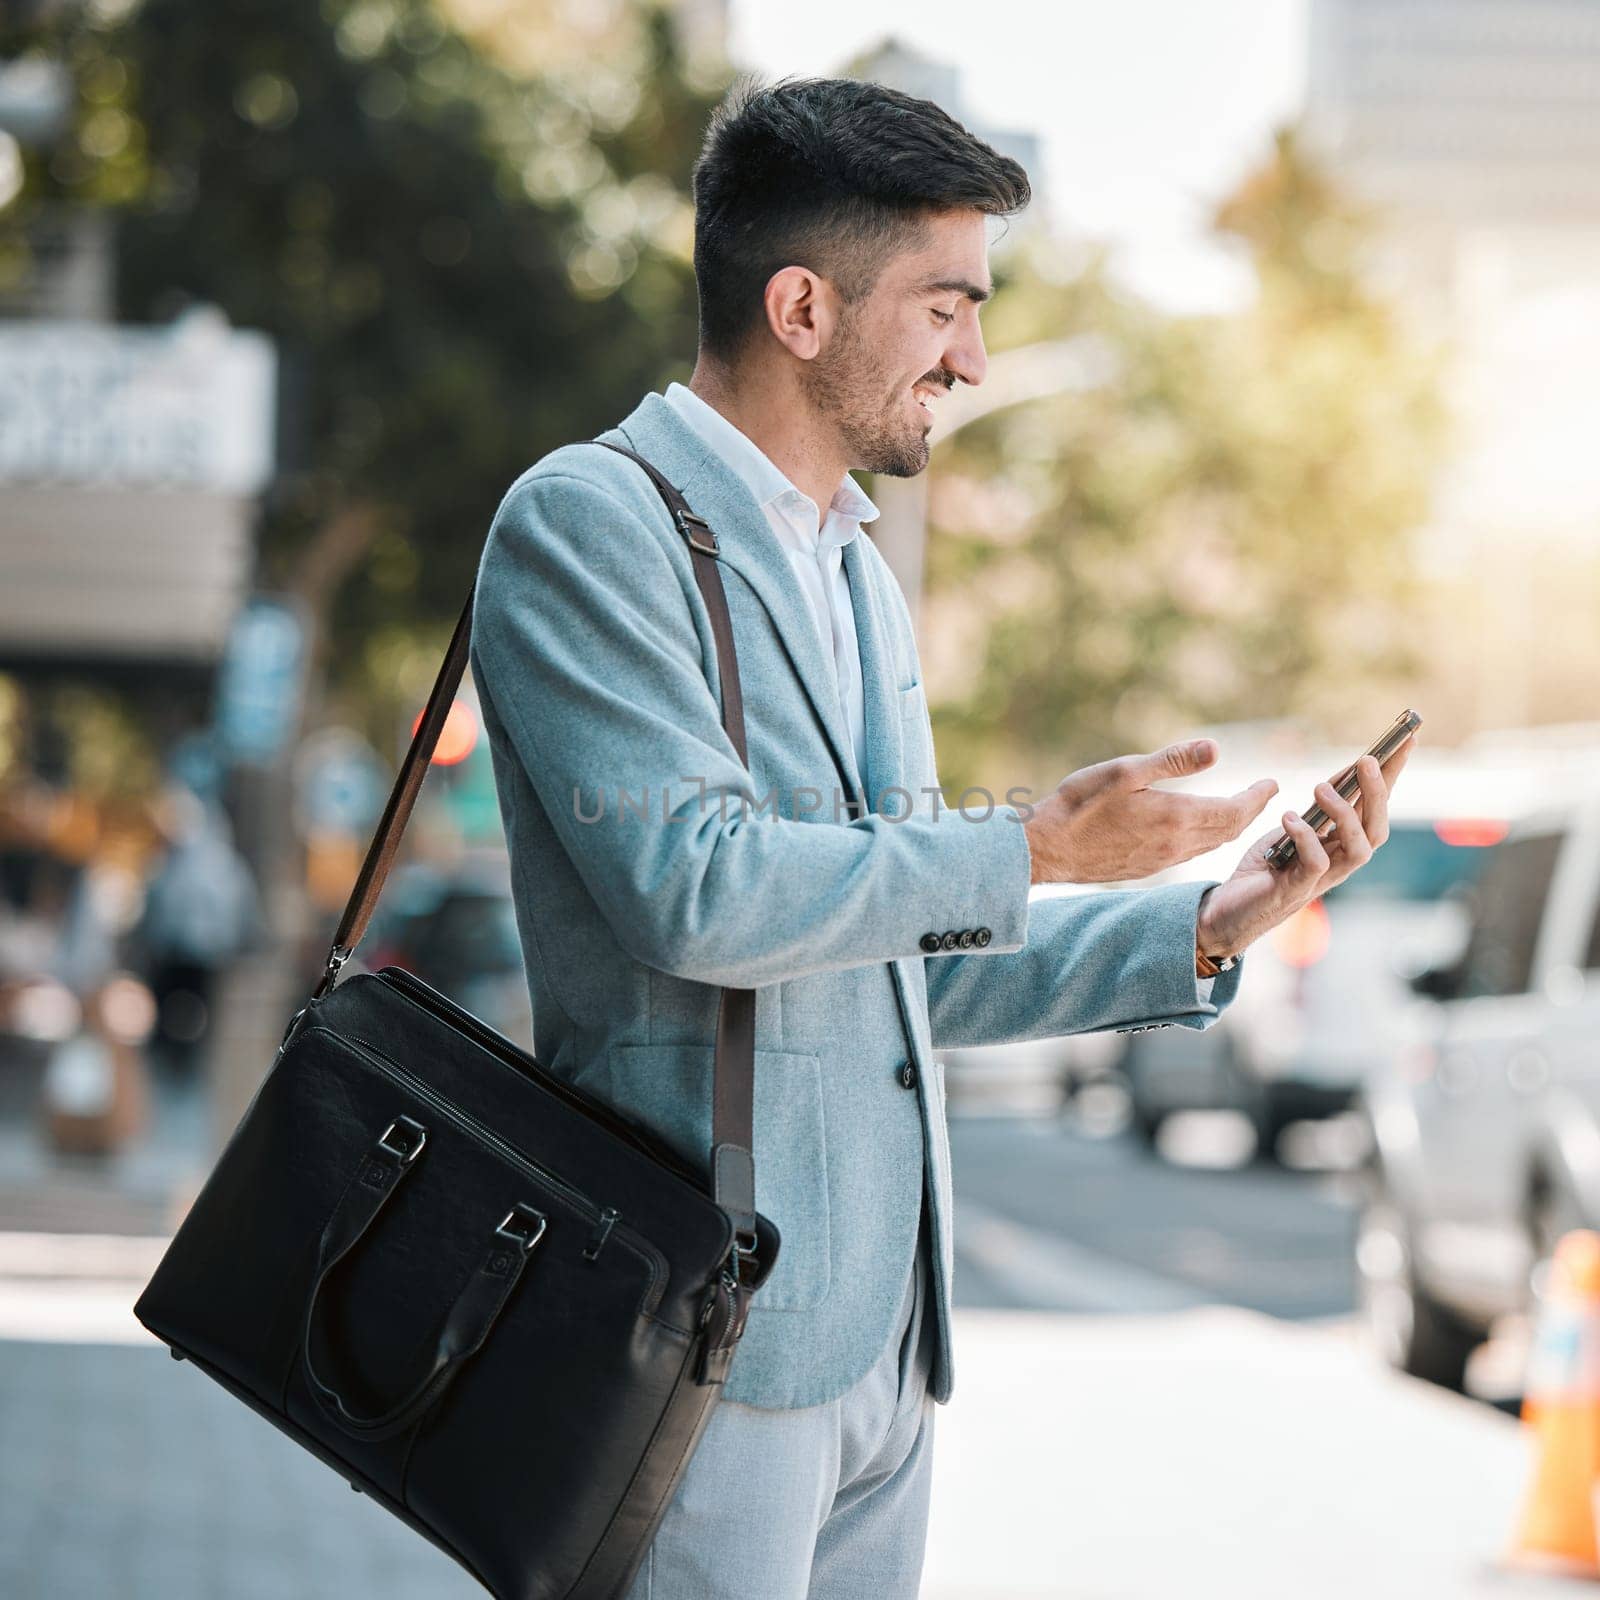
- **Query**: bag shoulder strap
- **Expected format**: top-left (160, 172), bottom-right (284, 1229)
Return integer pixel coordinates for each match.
top-left (312, 439), bottom-right (758, 1250)
top-left (591, 442), bottom-right (756, 1249)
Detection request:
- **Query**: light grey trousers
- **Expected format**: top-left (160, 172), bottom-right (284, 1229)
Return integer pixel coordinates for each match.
top-left (623, 1194), bottom-right (937, 1600)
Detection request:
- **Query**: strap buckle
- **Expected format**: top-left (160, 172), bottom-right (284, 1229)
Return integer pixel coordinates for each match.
top-left (495, 1203), bottom-right (549, 1254)
top-left (676, 509), bottom-right (719, 556)
top-left (377, 1116), bottom-right (428, 1165)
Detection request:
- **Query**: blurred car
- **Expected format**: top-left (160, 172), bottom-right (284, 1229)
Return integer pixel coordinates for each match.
top-left (349, 851), bottom-right (534, 1051)
top-left (1358, 785), bottom-right (1600, 1390)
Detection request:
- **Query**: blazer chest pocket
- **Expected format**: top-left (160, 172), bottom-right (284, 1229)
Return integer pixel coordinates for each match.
top-left (604, 1044), bottom-right (831, 1313)
top-left (896, 681), bottom-right (935, 797)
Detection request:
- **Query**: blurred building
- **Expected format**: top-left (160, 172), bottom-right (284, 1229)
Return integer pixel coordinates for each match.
top-left (846, 37), bottom-right (1047, 245)
top-left (1305, 0), bottom-right (1600, 732)
top-left (1307, 0), bottom-right (1600, 226)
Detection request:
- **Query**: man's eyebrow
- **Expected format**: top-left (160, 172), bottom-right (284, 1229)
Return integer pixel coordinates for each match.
top-left (914, 277), bottom-right (993, 305)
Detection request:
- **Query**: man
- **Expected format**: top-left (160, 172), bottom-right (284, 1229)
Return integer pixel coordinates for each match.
top-left (469, 75), bottom-right (1411, 1600)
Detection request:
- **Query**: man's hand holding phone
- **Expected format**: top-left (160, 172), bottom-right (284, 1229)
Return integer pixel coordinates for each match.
top-left (1192, 713), bottom-right (1420, 964)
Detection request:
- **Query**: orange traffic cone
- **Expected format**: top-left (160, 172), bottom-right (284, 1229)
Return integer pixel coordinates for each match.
top-left (1508, 1230), bottom-right (1600, 1579)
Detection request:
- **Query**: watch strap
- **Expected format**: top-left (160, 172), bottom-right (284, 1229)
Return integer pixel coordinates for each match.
top-left (1195, 945), bottom-right (1240, 978)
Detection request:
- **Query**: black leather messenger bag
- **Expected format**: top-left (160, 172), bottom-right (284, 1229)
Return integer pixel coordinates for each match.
top-left (134, 442), bottom-right (779, 1600)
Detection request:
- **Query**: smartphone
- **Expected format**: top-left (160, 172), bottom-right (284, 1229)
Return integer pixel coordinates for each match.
top-left (1263, 708), bottom-right (1422, 871)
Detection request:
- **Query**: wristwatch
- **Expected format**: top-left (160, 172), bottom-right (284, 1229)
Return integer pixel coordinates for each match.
top-left (1195, 944), bottom-right (1241, 979)
top-left (1194, 886), bottom-right (1240, 978)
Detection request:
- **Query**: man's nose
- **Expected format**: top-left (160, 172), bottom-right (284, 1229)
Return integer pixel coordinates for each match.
top-left (946, 320), bottom-right (987, 388)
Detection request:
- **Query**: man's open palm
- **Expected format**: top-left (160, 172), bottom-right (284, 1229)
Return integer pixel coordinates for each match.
top-left (1025, 739), bottom-right (1280, 885)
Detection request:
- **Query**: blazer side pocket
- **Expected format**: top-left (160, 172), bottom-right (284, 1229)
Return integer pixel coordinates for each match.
top-left (604, 1044), bottom-right (831, 1313)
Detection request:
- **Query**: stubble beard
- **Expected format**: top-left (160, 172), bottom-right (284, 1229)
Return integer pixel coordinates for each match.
top-left (798, 305), bottom-right (932, 480)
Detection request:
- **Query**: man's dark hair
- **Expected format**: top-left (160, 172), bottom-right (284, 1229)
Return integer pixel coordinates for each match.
top-left (690, 76), bottom-right (1031, 362)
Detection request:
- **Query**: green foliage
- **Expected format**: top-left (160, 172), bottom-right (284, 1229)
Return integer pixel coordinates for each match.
top-left (924, 127), bottom-right (1450, 795)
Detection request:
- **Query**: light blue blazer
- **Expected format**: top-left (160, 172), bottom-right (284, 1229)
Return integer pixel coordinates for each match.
top-left (468, 390), bottom-right (1245, 1409)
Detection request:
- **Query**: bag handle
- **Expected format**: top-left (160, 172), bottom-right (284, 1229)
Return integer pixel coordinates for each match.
top-left (311, 441), bottom-right (758, 1254)
top-left (299, 1113), bottom-right (550, 1442)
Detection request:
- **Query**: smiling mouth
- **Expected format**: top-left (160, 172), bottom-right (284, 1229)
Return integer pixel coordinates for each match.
top-left (913, 386), bottom-right (943, 419)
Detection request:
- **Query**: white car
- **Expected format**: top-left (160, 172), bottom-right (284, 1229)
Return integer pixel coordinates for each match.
top-left (1359, 774), bottom-right (1600, 1389)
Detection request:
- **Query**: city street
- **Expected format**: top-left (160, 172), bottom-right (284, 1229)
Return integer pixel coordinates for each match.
top-left (949, 1112), bottom-right (1359, 1321)
top-left (931, 1115), bottom-right (1549, 1598)
top-left (0, 1090), bottom-right (1564, 1598)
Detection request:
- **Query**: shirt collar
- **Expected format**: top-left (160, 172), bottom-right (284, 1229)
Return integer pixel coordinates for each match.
top-left (663, 381), bottom-right (879, 537)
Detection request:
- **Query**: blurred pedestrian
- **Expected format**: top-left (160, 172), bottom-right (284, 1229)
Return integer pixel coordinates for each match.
top-left (135, 783), bottom-right (261, 1078)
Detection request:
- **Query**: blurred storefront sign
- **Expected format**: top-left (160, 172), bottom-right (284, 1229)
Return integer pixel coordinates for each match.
top-left (213, 598), bottom-right (306, 766)
top-left (0, 308), bottom-right (276, 663)
top-left (0, 310), bottom-right (275, 492)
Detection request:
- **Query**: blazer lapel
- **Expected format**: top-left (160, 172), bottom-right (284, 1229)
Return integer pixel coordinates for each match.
top-left (840, 535), bottom-right (902, 814)
top-left (606, 392), bottom-right (864, 803)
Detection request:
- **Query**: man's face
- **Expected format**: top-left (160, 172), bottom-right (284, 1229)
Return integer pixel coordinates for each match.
top-left (798, 207), bottom-right (992, 478)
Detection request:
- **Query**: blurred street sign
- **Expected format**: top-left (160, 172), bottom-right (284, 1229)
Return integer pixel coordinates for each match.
top-left (214, 598), bottom-right (306, 765)
top-left (0, 308), bottom-right (276, 661)
top-left (292, 728), bottom-right (387, 837)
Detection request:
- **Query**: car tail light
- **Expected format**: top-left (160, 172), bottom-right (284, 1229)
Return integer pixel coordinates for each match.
top-left (1433, 818), bottom-right (1509, 847)
top-left (1271, 898), bottom-right (1331, 968)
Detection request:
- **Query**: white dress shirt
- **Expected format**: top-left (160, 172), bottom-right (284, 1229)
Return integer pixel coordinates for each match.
top-left (662, 381), bottom-right (876, 783)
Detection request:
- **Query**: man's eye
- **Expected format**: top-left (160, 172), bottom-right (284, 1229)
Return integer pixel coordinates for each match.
top-left (929, 308), bottom-right (955, 325)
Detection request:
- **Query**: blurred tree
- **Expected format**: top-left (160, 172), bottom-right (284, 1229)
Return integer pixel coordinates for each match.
top-left (919, 127), bottom-right (1450, 797)
top-left (0, 0), bottom-right (725, 739)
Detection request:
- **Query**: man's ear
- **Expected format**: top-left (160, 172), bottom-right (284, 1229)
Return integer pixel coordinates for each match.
top-left (762, 265), bottom-right (836, 362)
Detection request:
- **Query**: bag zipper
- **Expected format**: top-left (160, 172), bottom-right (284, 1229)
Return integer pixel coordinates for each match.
top-left (583, 1207), bottom-right (620, 1261)
top-left (311, 1024), bottom-right (606, 1225)
top-left (369, 967), bottom-right (710, 1194)
top-left (694, 1261), bottom-right (744, 1384)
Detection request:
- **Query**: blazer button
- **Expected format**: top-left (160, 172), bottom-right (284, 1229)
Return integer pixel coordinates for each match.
top-left (898, 1060), bottom-right (918, 1089)
top-left (974, 927), bottom-right (992, 947)
top-left (940, 930), bottom-right (960, 952)
top-left (919, 932), bottom-right (942, 954)
top-left (957, 929), bottom-right (976, 948)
